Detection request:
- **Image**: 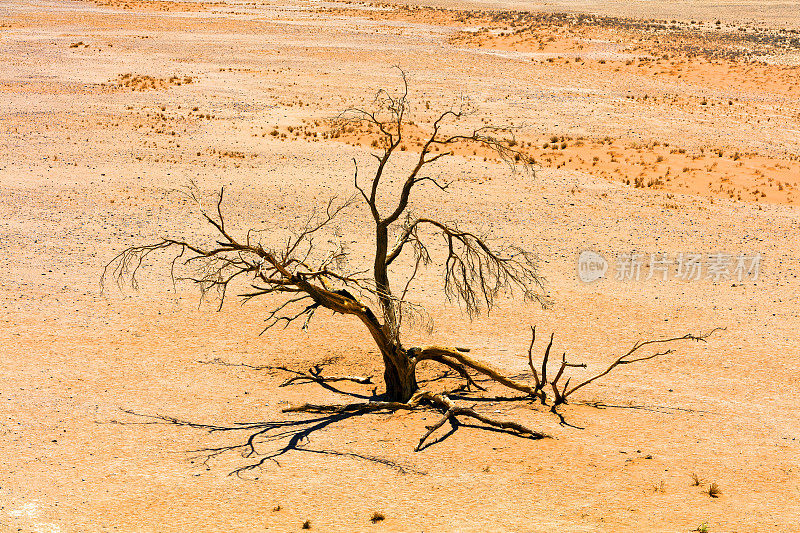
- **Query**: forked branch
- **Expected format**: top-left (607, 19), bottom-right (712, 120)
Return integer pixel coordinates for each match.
top-left (558, 328), bottom-right (725, 403)
top-left (386, 218), bottom-right (548, 316)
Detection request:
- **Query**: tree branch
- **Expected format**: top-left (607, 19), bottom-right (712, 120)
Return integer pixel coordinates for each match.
top-left (561, 328), bottom-right (725, 400)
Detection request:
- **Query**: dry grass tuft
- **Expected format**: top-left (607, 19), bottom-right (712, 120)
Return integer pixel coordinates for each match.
top-left (109, 73), bottom-right (193, 91)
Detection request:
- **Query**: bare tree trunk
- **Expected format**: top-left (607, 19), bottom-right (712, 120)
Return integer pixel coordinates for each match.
top-left (374, 224), bottom-right (398, 341)
top-left (352, 287), bottom-right (417, 401)
top-left (373, 222), bottom-right (419, 401)
top-left (382, 350), bottom-right (418, 403)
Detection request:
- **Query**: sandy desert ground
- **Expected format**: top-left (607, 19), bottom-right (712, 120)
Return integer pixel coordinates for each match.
top-left (2, 0), bottom-right (800, 531)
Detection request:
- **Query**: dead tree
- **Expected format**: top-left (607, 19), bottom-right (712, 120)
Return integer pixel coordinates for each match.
top-left (104, 73), bottom-right (718, 452)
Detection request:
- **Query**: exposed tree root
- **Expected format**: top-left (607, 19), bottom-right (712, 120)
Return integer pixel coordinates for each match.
top-left (282, 400), bottom-right (417, 414)
top-left (414, 353), bottom-right (486, 391)
top-left (412, 390), bottom-right (548, 450)
top-left (411, 346), bottom-right (537, 396)
top-left (283, 389), bottom-right (550, 453)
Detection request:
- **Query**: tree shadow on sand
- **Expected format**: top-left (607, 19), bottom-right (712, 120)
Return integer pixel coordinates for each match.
top-left (106, 369), bottom-right (552, 477)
